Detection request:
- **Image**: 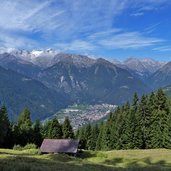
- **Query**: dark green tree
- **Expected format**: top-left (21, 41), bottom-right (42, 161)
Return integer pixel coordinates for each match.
top-left (18, 108), bottom-right (32, 131)
top-left (88, 124), bottom-right (99, 150)
top-left (95, 122), bottom-right (104, 150)
top-left (17, 108), bottom-right (32, 146)
top-left (137, 95), bottom-right (151, 149)
top-left (78, 126), bottom-right (86, 149)
top-left (62, 117), bottom-right (74, 139)
top-left (48, 118), bottom-right (63, 139)
top-left (32, 120), bottom-right (43, 146)
top-left (41, 120), bottom-right (52, 138)
top-left (85, 123), bottom-right (92, 150)
top-left (150, 89), bottom-right (171, 148)
top-left (0, 106), bottom-right (11, 148)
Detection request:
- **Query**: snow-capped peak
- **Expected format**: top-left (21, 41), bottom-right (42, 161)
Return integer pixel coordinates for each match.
top-left (30, 49), bottom-right (59, 58)
top-left (31, 50), bottom-right (44, 57)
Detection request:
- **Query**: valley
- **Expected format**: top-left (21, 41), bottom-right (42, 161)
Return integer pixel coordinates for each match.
top-left (0, 49), bottom-right (171, 121)
top-left (0, 2), bottom-right (171, 171)
top-left (47, 104), bottom-right (117, 130)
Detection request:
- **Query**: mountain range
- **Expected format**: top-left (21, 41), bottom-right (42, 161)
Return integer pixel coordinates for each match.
top-left (0, 48), bottom-right (170, 120)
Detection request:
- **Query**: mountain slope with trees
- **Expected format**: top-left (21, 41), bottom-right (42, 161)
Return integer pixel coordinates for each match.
top-left (38, 58), bottom-right (150, 105)
top-left (0, 66), bottom-right (69, 120)
top-left (76, 89), bottom-right (171, 150)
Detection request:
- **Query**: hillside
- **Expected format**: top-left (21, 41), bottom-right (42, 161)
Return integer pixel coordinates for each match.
top-left (0, 66), bottom-right (69, 120)
top-left (0, 53), bottom-right (41, 78)
top-left (149, 62), bottom-right (171, 89)
top-left (0, 148), bottom-right (171, 171)
top-left (38, 58), bottom-right (150, 105)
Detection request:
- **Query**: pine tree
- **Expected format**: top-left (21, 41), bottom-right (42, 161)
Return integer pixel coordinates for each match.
top-left (78, 126), bottom-right (86, 149)
top-left (88, 124), bottom-right (99, 150)
top-left (101, 122), bottom-right (112, 150)
top-left (109, 107), bottom-right (121, 149)
top-left (32, 120), bottom-right (43, 146)
top-left (41, 120), bottom-right (52, 138)
top-left (150, 89), bottom-right (171, 148)
top-left (0, 106), bottom-right (11, 148)
top-left (132, 93), bottom-right (139, 112)
top-left (12, 124), bottom-right (20, 146)
top-left (137, 95), bottom-right (151, 149)
top-left (18, 108), bottom-right (32, 131)
top-left (17, 108), bottom-right (32, 146)
top-left (96, 122), bottom-right (104, 150)
top-left (48, 118), bottom-right (63, 139)
top-left (62, 117), bottom-right (74, 139)
top-left (119, 102), bottom-right (132, 149)
top-left (85, 123), bottom-right (92, 150)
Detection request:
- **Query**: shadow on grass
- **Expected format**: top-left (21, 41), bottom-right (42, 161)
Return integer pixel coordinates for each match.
top-left (0, 153), bottom-right (171, 171)
top-left (102, 156), bottom-right (171, 171)
top-left (0, 155), bottom-right (114, 171)
top-left (77, 150), bottom-right (97, 159)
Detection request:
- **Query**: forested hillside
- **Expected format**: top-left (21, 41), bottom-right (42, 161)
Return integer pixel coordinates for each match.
top-left (1, 89), bottom-right (171, 151)
top-left (76, 89), bottom-right (171, 150)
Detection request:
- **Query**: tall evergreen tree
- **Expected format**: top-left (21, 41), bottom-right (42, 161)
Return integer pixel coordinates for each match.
top-left (32, 120), bottom-right (43, 146)
top-left (101, 122), bottom-right (112, 150)
top-left (78, 126), bottom-right (86, 149)
top-left (88, 124), bottom-right (99, 150)
top-left (85, 123), bottom-right (92, 150)
top-left (0, 106), bottom-right (11, 148)
top-left (96, 122), bottom-right (104, 150)
top-left (48, 118), bottom-right (63, 139)
top-left (17, 108), bottom-right (32, 146)
top-left (137, 95), bottom-right (151, 149)
top-left (62, 117), bottom-right (74, 139)
top-left (150, 89), bottom-right (171, 148)
top-left (18, 108), bottom-right (32, 131)
top-left (41, 120), bottom-right (52, 138)
top-left (119, 102), bottom-right (132, 149)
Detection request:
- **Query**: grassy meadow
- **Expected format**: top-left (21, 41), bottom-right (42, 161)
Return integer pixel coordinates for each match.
top-left (0, 149), bottom-right (171, 171)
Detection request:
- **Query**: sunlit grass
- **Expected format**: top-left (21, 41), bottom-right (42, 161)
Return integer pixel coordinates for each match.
top-left (0, 148), bottom-right (171, 171)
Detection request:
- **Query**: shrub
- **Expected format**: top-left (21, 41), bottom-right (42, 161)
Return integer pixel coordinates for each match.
top-left (13, 143), bottom-right (37, 151)
top-left (23, 143), bottom-right (37, 150)
top-left (13, 144), bottom-right (22, 151)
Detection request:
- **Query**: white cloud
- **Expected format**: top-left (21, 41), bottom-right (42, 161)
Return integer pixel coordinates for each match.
top-left (0, 31), bottom-right (37, 49)
top-left (153, 46), bottom-right (171, 52)
top-left (130, 12), bottom-right (144, 17)
top-left (55, 40), bottom-right (96, 52)
top-left (97, 31), bottom-right (163, 49)
top-left (0, 0), bottom-right (170, 51)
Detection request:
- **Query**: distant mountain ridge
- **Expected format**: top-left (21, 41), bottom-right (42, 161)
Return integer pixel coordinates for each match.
top-left (112, 57), bottom-right (166, 80)
top-left (149, 62), bottom-right (171, 89)
top-left (0, 48), bottom-right (170, 120)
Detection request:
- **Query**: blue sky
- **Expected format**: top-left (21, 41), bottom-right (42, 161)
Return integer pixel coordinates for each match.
top-left (0, 0), bottom-right (171, 61)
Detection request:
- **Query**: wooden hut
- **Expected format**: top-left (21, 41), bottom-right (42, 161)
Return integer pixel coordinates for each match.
top-left (40, 139), bottom-right (79, 155)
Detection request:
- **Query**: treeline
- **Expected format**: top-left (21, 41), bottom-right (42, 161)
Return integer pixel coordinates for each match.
top-left (0, 107), bottom-right (74, 148)
top-left (1, 89), bottom-right (171, 151)
top-left (76, 89), bottom-right (171, 150)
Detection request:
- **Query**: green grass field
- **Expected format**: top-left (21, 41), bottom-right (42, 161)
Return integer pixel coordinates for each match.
top-left (0, 148), bottom-right (171, 171)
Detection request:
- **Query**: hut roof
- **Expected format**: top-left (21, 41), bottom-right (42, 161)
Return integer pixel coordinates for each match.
top-left (40, 139), bottom-right (79, 153)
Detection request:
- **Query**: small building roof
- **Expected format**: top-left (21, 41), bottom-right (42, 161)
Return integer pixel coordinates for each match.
top-left (40, 139), bottom-right (79, 153)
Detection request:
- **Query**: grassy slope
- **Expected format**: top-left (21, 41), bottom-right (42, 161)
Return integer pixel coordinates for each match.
top-left (0, 149), bottom-right (171, 171)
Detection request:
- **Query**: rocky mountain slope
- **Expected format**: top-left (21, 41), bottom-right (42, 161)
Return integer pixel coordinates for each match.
top-left (38, 58), bottom-right (150, 105)
top-left (113, 57), bottom-right (165, 80)
top-left (0, 48), bottom-right (169, 120)
top-left (149, 62), bottom-right (171, 89)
